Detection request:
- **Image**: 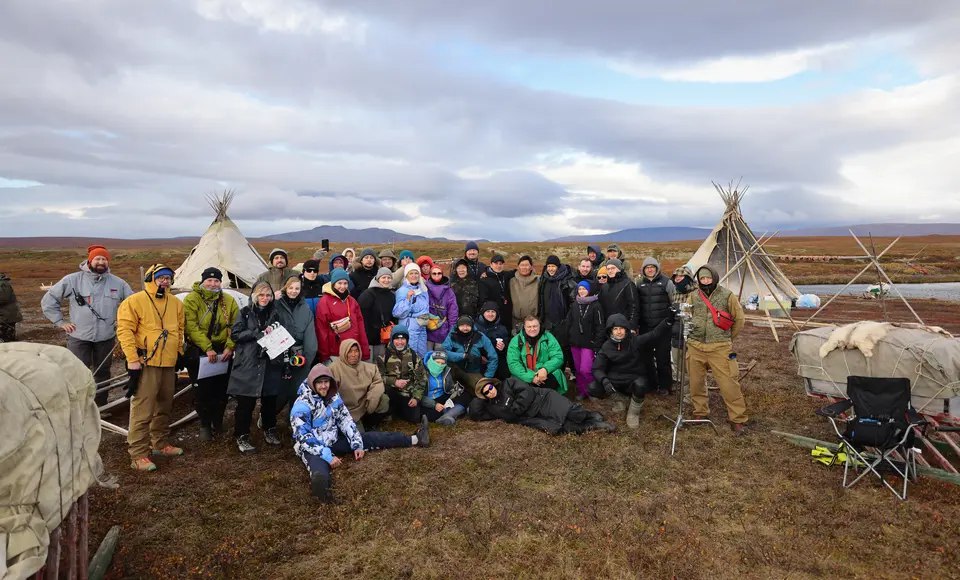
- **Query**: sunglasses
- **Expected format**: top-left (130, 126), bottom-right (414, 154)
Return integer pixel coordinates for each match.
top-left (431, 271), bottom-right (443, 276)
top-left (304, 268), bottom-right (319, 273)
top-left (598, 275), bottom-right (608, 280)
top-left (481, 384), bottom-right (495, 395)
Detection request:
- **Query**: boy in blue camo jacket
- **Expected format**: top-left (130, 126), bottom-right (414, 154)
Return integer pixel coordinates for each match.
top-left (290, 364), bottom-right (430, 502)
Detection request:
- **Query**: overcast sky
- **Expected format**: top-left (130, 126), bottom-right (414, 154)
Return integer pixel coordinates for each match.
top-left (1, 1), bottom-right (959, 241)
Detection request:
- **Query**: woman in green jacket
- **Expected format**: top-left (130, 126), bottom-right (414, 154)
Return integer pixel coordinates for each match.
top-left (506, 316), bottom-right (568, 395)
top-left (182, 267), bottom-right (240, 441)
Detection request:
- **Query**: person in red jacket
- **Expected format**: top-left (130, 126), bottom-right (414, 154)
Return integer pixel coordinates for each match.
top-left (315, 268), bottom-right (370, 363)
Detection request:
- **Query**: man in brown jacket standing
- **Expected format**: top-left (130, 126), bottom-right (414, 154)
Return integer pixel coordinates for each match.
top-left (685, 265), bottom-right (749, 435)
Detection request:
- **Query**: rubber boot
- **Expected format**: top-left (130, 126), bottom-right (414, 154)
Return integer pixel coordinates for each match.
top-left (436, 404), bottom-right (466, 426)
top-left (626, 397), bottom-right (644, 429)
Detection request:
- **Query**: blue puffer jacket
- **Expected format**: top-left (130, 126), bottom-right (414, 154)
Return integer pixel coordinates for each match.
top-left (442, 329), bottom-right (499, 378)
top-left (392, 280), bottom-right (430, 357)
top-left (290, 365), bottom-right (364, 467)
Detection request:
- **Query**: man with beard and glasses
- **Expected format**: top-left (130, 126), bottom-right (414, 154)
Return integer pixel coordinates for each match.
top-left (42, 245), bottom-right (134, 406)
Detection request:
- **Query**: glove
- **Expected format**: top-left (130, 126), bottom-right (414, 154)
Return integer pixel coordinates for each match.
top-left (125, 368), bottom-right (143, 399)
top-left (665, 308), bottom-right (677, 327)
top-left (602, 378), bottom-right (615, 395)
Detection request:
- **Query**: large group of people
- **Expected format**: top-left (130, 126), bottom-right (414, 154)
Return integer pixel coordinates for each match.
top-left (18, 239), bottom-right (751, 501)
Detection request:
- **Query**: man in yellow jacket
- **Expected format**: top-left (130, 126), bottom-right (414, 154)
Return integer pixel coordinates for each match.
top-left (117, 264), bottom-right (186, 471)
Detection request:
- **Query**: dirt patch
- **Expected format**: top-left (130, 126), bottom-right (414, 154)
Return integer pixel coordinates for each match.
top-left (4, 244), bottom-right (960, 578)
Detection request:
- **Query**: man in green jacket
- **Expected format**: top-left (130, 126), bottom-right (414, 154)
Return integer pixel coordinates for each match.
top-left (0, 272), bottom-right (22, 342)
top-left (686, 265), bottom-right (749, 435)
top-left (506, 316), bottom-right (568, 395)
top-left (182, 267), bottom-right (240, 441)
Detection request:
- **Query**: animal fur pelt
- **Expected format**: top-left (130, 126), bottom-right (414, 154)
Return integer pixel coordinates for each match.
top-left (818, 321), bottom-right (894, 359)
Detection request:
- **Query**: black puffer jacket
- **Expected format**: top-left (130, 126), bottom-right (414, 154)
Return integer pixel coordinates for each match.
top-left (592, 313), bottom-right (670, 385)
top-left (478, 267), bottom-right (514, 320)
top-left (564, 294), bottom-right (605, 350)
top-left (468, 377), bottom-right (574, 434)
top-left (636, 257), bottom-right (675, 330)
top-left (599, 272), bottom-right (639, 328)
top-left (349, 266), bottom-right (378, 300)
top-left (357, 284), bottom-right (396, 347)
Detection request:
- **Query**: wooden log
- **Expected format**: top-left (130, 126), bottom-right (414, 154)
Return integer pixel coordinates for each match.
top-left (79, 493), bottom-right (89, 580)
top-left (88, 525), bottom-right (121, 580)
top-left (771, 430), bottom-right (960, 486)
top-left (66, 504), bottom-right (78, 579)
top-left (46, 527), bottom-right (61, 580)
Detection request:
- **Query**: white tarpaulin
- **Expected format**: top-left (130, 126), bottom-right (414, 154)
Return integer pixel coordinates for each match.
top-left (0, 343), bottom-right (106, 579)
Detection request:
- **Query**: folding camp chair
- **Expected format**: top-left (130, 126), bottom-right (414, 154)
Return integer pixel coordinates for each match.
top-left (815, 376), bottom-right (928, 500)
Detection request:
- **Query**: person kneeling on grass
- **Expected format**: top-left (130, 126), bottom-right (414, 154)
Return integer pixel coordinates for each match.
top-left (291, 364), bottom-right (430, 502)
top-left (468, 377), bottom-right (614, 435)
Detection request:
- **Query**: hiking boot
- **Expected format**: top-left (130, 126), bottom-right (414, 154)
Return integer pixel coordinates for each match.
top-left (264, 428), bottom-right (281, 446)
top-left (199, 426), bottom-right (213, 442)
top-left (130, 457), bottom-right (157, 472)
top-left (236, 435), bottom-right (257, 453)
top-left (152, 445), bottom-right (184, 457)
top-left (415, 415), bottom-right (430, 448)
top-left (611, 393), bottom-right (628, 413)
top-left (310, 471), bottom-right (332, 503)
top-left (731, 422), bottom-right (750, 436)
top-left (626, 398), bottom-right (644, 429)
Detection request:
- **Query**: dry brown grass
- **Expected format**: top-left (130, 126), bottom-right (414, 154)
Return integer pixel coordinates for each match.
top-left (3, 242), bottom-right (960, 579)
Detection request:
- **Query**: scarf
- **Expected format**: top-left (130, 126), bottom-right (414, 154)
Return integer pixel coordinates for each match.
top-left (332, 287), bottom-right (350, 300)
top-left (282, 294), bottom-right (302, 309)
top-left (253, 302), bottom-right (274, 329)
top-left (426, 356), bottom-right (446, 377)
top-left (523, 332), bottom-right (540, 371)
top-left (575, 293), bottom-right (598, 305)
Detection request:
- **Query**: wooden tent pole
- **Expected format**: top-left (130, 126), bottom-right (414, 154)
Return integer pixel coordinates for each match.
top-left (799, 237), bottom-right (900, 328)
top-left (733, 231), bottom-right (800, 331)
top-left (849, 231), bottom-right (924, 325)
top-left (732, 229), bottom-right (780, 341)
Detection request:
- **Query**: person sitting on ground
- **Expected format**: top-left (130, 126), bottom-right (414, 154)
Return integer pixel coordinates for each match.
top-left (564, 281), bottom-right (605, 400)
top-left (590, 312), bottom-right (674, 429)
top-left (599, 259), bottom-right (639, 329)
top-left (509, 255), bottom-right (539, 333)
top-left (350, 248), bottom-right (379, 299)
top-left (379, 249), bottom-right (399, 272)
top-left (425, 263), bottom-right (458, 350)
top-left (391, 250), bottom-right (416, 288)
top-left (357, 267), bottom-right (397, 363)
top-left (291, 364), bottom-right (429, 502)
top-left (393, 263), bottom-right (431, 357)
top-left (474, 301), bottom-right (511, 380)
top-left (256, 248), bottom-right (296, 299)
top-left (506, 316), bottom-right (567, 395)
top-left (182, 267), bottom-right (239, 442)
top-left (450, 258), bottom-right (481, 319)
top-left (686, 265), bottom-right (750, 435)
top-left (469, 377), bottom-right (614, 435)
top-left (421, 349), bottom-right (470, 425)
top-left (228, 281), bottom-right (282, 453)
top-left (315, 268), bottom-right (369, 364)
top-left (329, 339), bottom-right (390, 430)
top-left (0, 272), bottom-right (22, 343)
top-left (443, 315), bottom-right (498, 390)
top-left (41, 244), bottom-right (134, 405)
top-left (636, 257), bottom-right (676, 395)
top-left (300, 259), bottom-right (324, 316)
top-left (462, 241), bottom-right (486, 280)
top-left (604, 244), bottom-right (633, 278)
top-left (478, 253), bottom-right (514, 322)
top-left (376, 325), bottom-right (426, 424)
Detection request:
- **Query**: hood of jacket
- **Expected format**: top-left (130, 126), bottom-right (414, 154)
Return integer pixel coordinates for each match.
top-left (696, 264), bottom-right (720, 296)
top-left (327, 254), bottom-right (348, 271)
top-left (641, 257), bottom-right (661, 279)
top-left (305, 363), bottom-right (339, 400)
top-left (79, 259), bottom-right (111, 276)
top-left (587, 245), bottom-right (602, 257)
top-left (605, 312), bottom-right (634, 332)
top-left (338, 337), bottom-right (362, 364)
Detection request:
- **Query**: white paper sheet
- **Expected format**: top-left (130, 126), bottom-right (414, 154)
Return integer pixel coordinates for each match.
top-left (198, 357), bottom-right (230, 379)
top-left (257, 323), bottom-right (295, 359)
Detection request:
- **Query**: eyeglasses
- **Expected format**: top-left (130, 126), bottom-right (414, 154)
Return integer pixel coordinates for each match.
top-left (431, 271), bottom-right (443, 276)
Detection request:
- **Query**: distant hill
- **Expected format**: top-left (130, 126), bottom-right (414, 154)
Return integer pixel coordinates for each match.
top-left (263, 225), bottom-right (476, 244)
top-left (783, 223), bottom-right (960, 237)
top-left (544, 227), bottom-right (712, 243)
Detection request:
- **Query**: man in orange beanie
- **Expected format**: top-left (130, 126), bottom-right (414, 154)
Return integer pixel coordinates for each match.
top-left (42, 244), bottom-right (134, 405)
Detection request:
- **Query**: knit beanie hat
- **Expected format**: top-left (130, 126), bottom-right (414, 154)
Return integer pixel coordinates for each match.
top-left (360, 248), bottom-right (377, 259)
top-left (577, 280), bottom-right (591, 293)
top-left (491, 254), bottom-right (505, 264)
top-left (87, 245), bottom-right (111, 263)
top-left (465, 241), bottom-right (480, 252)
top-left (605, 258), bottom-right (623, 270)
top-left (416, 256), bottom-right (434, 268)
top-left (268, 248), bottom-right (288, 262)
top-left (201, 267), bottom-right (222, 282)
top-left (330, 268), bottom-right (349, 284)
top-left (391, 325), bottom-right (410, 340)
top-left (456, 315), bottom-right (473, 328)
top-left (545, 255), bottom-right (561, 267)
top-left (303, 259), bottom-right (321, 271)
top-left (481, 300), bottom-right (499, 314)
top-left (399, 250), bottom-right (415, 261)
top-left (376, 267), bottom-right (393, 280)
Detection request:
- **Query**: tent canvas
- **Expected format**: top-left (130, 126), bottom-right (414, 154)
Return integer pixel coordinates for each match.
top-left (173, 192), bottom-right (269, 292)
top-left (687, 181), bottom-right (800, 303)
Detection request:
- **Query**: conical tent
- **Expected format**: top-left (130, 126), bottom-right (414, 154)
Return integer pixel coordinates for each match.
top-left (687, 181), bottom-right (800, 303)
top-left (173, 192), bottom-right (269, 291)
